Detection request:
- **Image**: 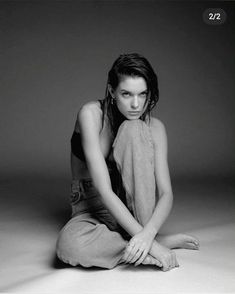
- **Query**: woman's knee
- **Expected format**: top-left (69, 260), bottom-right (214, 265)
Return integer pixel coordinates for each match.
top-left (56, 220), bottom-right (96, 267)
top-left (56, 222), bottom-right (126, 269)
top-left (118, 120), bottom-right (144, 140)
top-left (56, 227), bottom-right (83, 266)
top-left (115, 119), bottom-right (153, 152)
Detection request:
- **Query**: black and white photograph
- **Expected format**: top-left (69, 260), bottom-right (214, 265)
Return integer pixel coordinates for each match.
top-left (1, 1), bottom-right (235, 293)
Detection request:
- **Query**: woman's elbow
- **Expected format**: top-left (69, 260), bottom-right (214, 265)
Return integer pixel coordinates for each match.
top-left (159, 190), bottom-right (173, 202)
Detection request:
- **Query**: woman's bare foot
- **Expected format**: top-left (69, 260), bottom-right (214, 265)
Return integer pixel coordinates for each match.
top-left (157, 233), bottom-right (199, 250)
top-left (120, 254), bottom-right (162, 267)
top-left (141, 255), bottom-right (162, 267)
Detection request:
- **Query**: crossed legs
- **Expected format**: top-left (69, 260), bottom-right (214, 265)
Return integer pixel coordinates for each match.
top-left (56, 120), bottom-right (199, 269)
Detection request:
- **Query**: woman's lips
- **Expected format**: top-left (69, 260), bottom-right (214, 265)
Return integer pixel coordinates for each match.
top-left (128, 111), bottom-right (140, 115)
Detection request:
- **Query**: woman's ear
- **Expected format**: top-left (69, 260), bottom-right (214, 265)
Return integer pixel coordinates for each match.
top-left (108, 84), bottom-right (114, 98)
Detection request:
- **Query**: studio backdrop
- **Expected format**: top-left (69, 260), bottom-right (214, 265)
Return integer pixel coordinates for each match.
top-left (1, 1), bottom-right (234, 179)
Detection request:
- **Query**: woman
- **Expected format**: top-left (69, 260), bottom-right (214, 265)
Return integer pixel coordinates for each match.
top-left (56, 53), bottom-right (199, 271)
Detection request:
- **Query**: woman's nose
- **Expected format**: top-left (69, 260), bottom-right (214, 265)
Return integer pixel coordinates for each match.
top-left (131, 96), bottom-right (139, 109)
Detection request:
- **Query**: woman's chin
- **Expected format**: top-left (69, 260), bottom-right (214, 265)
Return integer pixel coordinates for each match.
top-left (126, 118), bottom-right (140, 121)
top-left (125, 115), bottom-right (141, 120)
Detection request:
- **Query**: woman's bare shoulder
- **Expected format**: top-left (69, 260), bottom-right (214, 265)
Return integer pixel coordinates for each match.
top-left (78, 100), bottom-right (101, 116)
top-left (76, 100), bottom-right (102, 132)
top-left (149, 117), bottom-right (167, 143)
top-left (150, 117), bottom-right (166, 132)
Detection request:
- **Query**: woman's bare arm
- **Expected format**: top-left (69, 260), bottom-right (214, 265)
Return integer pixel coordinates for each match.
top-left (78, 104), bottom-right (143, 236)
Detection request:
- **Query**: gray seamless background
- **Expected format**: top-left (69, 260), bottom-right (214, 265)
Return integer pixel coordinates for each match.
top-left (1, 1), bottom-right (234, 180)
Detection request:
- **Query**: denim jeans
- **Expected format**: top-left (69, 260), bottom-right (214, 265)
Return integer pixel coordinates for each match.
top-left (56, 120), bottom-right (156, 269)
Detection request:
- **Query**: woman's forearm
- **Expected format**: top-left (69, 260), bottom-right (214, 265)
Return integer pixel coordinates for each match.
top-left (144, 192), bottom-right (173, 237)
top-left (84, 150), bottom-right (144, 237)
top-left (100, 188), bottom-right (144, 236)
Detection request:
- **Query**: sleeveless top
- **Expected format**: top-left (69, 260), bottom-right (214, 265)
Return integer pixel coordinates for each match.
top-left (71, 131), bottom-right (86, 161)
top-left (71, 99), bottom-right (104, 162)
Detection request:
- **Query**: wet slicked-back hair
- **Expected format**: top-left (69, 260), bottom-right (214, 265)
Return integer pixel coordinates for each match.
top-left (101, 53), bottom-right (159, 136)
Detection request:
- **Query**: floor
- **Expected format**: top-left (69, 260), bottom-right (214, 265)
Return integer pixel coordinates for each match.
top-left (0, 172), bottom-right (234, 293)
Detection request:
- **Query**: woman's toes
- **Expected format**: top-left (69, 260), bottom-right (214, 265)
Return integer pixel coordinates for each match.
top-left (186, 242), bottom-right (199, 250)
top-left (184, 235), bottom-right (199, 246)
top-left (186, 235), bottom-right (197, 242)
top-left (193, 240), bottom-right (200, 247)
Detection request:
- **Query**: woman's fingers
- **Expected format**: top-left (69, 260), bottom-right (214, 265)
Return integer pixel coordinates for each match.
top-left (129, 248), bottom-right (144, 264)
top-left (169, 251), bottom-right (175, 269)
top-left (159, 255), bottom-right (170, 271)
top-left (123, 242), bottom-right (149, 264)
top-left (169, 251), bottom-right (179, 269)
top-left (176, 259), bottom-right (180, 267)
top-left (123, 243), bottom-right (139, 263)
top-left (164, 251), bottom-right (178, 271)
top-left (134, 248), bottom-right (148, 266)
top-left (162, 261), bottom-right (169, 271)
top-left (155, 259), bottom-right (163, 267)
top-left (172, 251), bottom-right (179, 268)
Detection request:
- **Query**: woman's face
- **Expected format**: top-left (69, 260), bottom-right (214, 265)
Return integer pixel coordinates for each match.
top-left (111, 75), bottom-right (149, 120)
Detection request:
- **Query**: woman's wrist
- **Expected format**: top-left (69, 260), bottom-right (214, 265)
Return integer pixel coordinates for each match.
top-left (143, 223), bottom-right (158, 239)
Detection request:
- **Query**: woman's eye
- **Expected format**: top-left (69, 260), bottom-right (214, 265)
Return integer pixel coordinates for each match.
top-left (140, 93), bottom-right (147, 97)
top-left (122, 92), bottom-right (130, 97)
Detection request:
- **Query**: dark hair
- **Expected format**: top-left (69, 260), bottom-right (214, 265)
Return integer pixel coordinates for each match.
top-left (101, 53), bottom-right (159, 136)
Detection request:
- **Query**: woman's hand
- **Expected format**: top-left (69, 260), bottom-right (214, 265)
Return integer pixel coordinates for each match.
top-left (150, 241), bottom-right (179, 271)
top-left (122, 228), bottom-right (156, 266)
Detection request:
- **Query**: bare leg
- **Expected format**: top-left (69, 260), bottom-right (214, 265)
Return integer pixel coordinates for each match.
top-left (156, 233), bottom-right (200, 250)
